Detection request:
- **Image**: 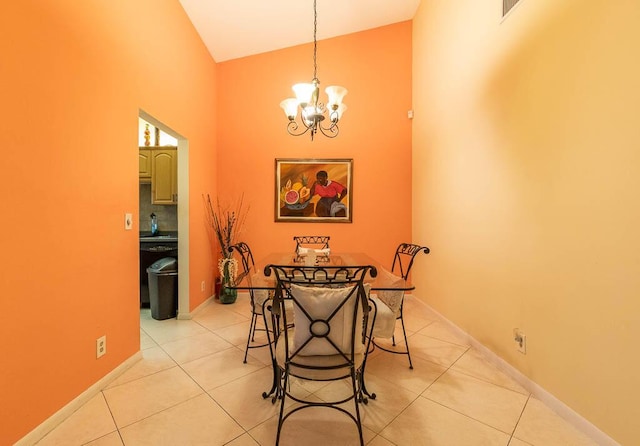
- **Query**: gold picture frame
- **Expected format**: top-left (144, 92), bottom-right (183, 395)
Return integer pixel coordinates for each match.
top-left (275, 158), bottom-right (353, 223)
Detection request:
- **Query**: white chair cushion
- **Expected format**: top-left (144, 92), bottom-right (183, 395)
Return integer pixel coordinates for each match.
top-left (369, 295), bottom-right (396, 338)
top-left (276, 330), bottom-right (365, 380)
top-left (290, 284), bottom-right (364, 356)
top-left (249, 273), bottom-right (272, 314)
top-left (374, 267), bottom-right (405, 317)
top-left (297, 247), bottom-right (330, 255)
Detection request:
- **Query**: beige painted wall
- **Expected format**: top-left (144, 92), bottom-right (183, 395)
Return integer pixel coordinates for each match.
top-left (411, 0), bottom-right (639, 444)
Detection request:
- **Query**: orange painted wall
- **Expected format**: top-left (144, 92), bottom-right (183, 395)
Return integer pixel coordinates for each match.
top-left (217, 22), bottom-right (413, 264)
top-left (0, 1), bottom-right (217, 443)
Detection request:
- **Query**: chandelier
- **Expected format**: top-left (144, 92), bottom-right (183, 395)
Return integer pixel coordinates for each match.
top-left (280, 0), bottom-right (348, 141)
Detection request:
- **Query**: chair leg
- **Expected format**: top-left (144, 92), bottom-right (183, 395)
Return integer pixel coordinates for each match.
top-left (351, 370), bottom-right (365, 446)
top-left (358, 353), bottom-right (376, 402)
top-left (275, 369), bottom-right (289, 446)
top-left (261, 305), bottom-right (282, 402)
top-left (399, 314), bottom-right (413, 369)
top-left (243, 312), bottom-right (258, 364)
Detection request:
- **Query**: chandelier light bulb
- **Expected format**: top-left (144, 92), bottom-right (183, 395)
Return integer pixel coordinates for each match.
top-left (280, 98), bottom-right (299, 120)
top-left (332, 103), bottom-right (347, 122)
top-left (292, 83), bottom-right (315, 106)
top-left (325, 86), bottom-right (348, 109)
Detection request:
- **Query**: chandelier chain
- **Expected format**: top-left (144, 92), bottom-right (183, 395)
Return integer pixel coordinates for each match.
top-left (313, 0), bottom-right (318, 82)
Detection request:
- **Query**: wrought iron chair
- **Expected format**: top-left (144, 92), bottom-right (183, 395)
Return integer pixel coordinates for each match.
top-left (292, 235), bottom-right (330, 254)
top-left (264, 263), bottom-right (377, 446)
top-left (228, 242), bottom-right (272, 363)
top-left (370, 243), bottom-right (430, 370)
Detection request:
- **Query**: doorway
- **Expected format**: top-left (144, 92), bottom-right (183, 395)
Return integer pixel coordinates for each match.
top-left (138, 110), bottom-right (190, 317)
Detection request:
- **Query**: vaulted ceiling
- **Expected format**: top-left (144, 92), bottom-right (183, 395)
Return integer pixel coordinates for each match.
top-left (179, 0), bottom-right (421, 62)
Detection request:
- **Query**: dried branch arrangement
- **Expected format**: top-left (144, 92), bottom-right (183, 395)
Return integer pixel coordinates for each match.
top-left (205, 193), bottom-right (249, 258)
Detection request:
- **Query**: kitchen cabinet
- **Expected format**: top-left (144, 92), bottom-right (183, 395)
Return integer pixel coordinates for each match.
top-left (139, 148), bottom-right (152, 183)
top-left (151, 148), bottom-right (177, 204)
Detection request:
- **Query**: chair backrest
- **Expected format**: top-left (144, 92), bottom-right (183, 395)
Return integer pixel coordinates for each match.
top-left (267, 264), bottom-right (376, 367)
top-left (391, 243), bottom-right (430, 280)
top-left (229, 242), bottom-right (256, 278)
top-left (293, 235), bottom-right (330, 253)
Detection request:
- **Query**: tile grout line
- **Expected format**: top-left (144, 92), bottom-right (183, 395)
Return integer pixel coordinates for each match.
top-left (114, 309), bottom-right (258, 442)
top-left (507, 393), bottom-right (533, 445)
top-left (164, 327), bottom-right (273, 444)
top-left (422, 344), bottom-right (533, 440)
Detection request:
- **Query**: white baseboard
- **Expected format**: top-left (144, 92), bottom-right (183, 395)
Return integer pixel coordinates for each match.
top-left (178, 292), bottom-right (251, 320)
top-left (177, 294), bottom-right (215, 320)
top-left (412, 297), bottom-right (619, 446)
top-left (16, 351), bottom-right (143, 446)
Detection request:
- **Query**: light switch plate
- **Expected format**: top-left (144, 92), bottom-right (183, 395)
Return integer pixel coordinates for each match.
top-left (125, 213), bottom-right (133, 230)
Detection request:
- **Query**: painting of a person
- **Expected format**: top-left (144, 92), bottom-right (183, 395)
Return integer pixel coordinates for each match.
top-left (310, 170), bottom-right (348, 217)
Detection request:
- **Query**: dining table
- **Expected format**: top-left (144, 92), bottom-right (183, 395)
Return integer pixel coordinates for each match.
top-left (228, 251), bottom-right (415, 402)
top-left (232, 251), bottom-right (416, 292)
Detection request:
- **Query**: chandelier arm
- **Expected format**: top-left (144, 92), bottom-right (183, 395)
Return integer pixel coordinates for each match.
top-left (319, 109), bottom-right (339, 132)
top-left (286, 119), bottom-right (312, 137)
top-left (327, 108), bottom-right (339, 123)
top-left (318, 122), bottom-right (339, 138)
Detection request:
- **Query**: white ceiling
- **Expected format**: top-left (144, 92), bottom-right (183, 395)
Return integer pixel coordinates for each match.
top-left (179, 0), bottom-right (421, 62)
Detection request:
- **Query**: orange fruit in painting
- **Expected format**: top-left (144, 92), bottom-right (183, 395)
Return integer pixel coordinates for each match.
top-left (298, 186), bottom-right (310, 203)
top-left (292, 182), bottom-right (303, 192)
top-left (284, 190), bottom-right (299, 205)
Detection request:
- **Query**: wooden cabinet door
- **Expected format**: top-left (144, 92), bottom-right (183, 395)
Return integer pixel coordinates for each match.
top-left (151, 148), bottom-right (177, 204)
top-left (139, 148), bottom-right (152, 183)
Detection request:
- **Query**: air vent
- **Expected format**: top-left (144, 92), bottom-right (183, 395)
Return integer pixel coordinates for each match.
top-left (503, 0), bottom-right (522, 17)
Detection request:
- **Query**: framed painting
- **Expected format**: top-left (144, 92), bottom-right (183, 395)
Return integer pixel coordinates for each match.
top-left (275, 158), bottom-right (353, 223)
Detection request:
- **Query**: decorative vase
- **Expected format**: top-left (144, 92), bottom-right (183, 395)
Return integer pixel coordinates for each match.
top-left (219, 285), bottom-right (237, 304)
top-left (218, 257), bottom-right (238, 304)
top-left (144, 123), bottom-right (151, 146)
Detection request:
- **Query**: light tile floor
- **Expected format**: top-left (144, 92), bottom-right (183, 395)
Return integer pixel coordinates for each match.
top-left (35, 295), bottom-right (599, 445)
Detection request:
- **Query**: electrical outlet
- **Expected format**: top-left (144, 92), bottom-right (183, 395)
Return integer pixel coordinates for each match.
top-left (513, 329), bottom-right (526, 354)
top-left (96, 336), bottom-right (106, 358)
top-left (124, 213), bottom-right (133, 230)
top-left (201, 280), bottom-right (205, 292)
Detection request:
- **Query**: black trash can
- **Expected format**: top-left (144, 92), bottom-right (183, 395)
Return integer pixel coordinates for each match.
top-left (147, 257), bottom-right (178, 320)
